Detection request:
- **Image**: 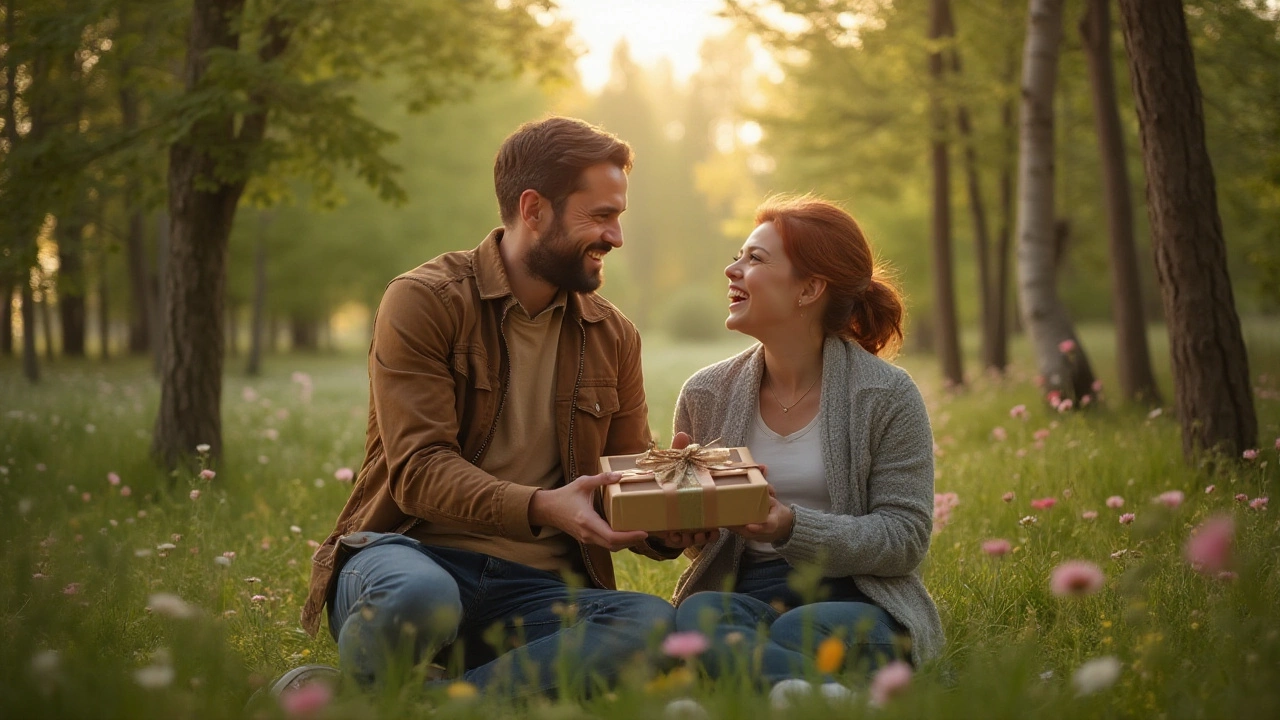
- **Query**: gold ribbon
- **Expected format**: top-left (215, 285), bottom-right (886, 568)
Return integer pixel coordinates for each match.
top-left (634, 443), bottom-right (733, 488)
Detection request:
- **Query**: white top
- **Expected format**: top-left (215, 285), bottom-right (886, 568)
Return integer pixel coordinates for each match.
top-left (744, 408), bottom-right (829, 560)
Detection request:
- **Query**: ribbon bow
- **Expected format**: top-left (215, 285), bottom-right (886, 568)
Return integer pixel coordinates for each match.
top-left (634, 443), bottom-right (733, 489)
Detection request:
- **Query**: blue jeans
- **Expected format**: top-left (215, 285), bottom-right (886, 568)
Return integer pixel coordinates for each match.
top-left (327, 532), bottom-right (674, 697)
top-left (674, 558), bottom-right (908, 684)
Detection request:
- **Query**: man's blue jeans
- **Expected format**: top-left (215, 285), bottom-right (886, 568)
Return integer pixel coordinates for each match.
top-left (674, 558), bottom-right (908, 684)
top-left (327, 532), bottom-right (674, 696)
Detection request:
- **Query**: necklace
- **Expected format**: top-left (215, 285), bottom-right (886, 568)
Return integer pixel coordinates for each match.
top-left (765, 375), bottom-right (820, 413)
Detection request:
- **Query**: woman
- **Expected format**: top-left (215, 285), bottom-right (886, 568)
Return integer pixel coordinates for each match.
top-left (665, 195), bottom-right (943, 687)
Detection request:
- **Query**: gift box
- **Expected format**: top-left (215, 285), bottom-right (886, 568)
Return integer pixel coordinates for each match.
top-left (599, 445), bottom-right (771, 532)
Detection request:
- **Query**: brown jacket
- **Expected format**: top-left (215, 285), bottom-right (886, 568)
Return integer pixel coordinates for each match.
top-left (302, 229), bottom-right (656, 636)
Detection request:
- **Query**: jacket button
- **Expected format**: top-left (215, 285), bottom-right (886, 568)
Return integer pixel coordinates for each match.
top-left (594, 402), bottom-right (600, 412)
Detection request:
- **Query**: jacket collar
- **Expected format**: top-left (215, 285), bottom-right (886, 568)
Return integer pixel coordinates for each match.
top-left (474, 227), bottom-right (611, 323)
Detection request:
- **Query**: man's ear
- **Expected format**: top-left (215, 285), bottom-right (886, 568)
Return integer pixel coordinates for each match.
top-left (518, 190), bottom-right (548, 232)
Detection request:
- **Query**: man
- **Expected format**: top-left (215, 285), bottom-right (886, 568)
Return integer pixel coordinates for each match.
top-left (284, 117), bottom-right (676, 698)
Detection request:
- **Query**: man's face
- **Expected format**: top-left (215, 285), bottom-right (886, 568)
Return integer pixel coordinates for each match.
top-left (525, 163), bottom-right (628, 293)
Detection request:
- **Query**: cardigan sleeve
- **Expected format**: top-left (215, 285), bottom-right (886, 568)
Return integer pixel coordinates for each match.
top-left (775, 374), bottom-right (935, 577)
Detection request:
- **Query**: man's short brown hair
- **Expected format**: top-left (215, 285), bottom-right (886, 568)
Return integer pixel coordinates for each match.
top-left (494, 116), bottom-right (633, 225)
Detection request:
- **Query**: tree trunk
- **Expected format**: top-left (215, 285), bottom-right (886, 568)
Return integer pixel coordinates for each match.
top-left (993, 0), bottom-right (1017, 368)
top-left (246, 213), bottom-right (269, 376)
top-left (38, 291), bottom-right (55, 362)
top-left (1116, 0), bottom-right (1256, 458)
top-left (121, 40), bottom-right (152, 356)
top-left (290, 313), bottom-right (318, 352)
top-left (226, 300), bottom-right (239, 357)
top-left (1081, 0), bottom-right (1160, 405)
top-left (21, 283), bottom-right (39, 381)
top-left (153, 0), bottom-right (287, 468)
top-left (1015, 0), bottom-right (1095, 404)
top-left (941, 1), bottom-right (1002, 375)
top-left (152, 210), bottom-right (167, 374)
top-left (928, 0), bottom-right (964, 388)
top-left (1, 285), bottom-right (12, 356)
top-left (57, 214), bottom-right (88, 358)
top-left (97, 255), bottom-right (110, 360)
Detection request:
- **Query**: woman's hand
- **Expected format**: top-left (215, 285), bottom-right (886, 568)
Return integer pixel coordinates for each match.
top-left (727, 494), bottom-right (795, 544)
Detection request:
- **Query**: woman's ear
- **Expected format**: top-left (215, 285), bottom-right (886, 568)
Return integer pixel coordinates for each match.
top-left (802, 277), bottom-right (828, 306)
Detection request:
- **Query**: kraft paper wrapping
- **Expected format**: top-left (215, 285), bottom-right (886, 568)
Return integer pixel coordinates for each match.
top-left (600, 446), bottom-right (771, 532)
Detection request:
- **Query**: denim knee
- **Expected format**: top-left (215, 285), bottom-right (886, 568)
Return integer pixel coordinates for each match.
top-left (370, 571), bottom-right (463, 642)
top-left (675, 591), bottom-right (736, 632)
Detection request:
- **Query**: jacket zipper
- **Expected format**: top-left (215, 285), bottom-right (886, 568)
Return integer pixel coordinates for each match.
top-left (472, 303), bottom-right (513, 465)
top-left (568, 316), bottom-right (607, 589)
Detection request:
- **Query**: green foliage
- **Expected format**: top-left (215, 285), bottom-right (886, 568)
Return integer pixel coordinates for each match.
top-left (2, 322), bottom-right (1278, 717)
top-left (657, 285), bottom-right (732, 343)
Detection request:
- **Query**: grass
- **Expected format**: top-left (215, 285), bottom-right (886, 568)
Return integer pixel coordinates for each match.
top-left (1, 320), bottom-right (1278, 719)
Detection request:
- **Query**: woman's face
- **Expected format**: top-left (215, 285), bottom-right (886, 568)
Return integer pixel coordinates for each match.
top-left (724, 222), bottom-right (807, 339)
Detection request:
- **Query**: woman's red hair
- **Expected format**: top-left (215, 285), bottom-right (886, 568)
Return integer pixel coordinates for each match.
top-left (756, 194), bottom-right (904, 357)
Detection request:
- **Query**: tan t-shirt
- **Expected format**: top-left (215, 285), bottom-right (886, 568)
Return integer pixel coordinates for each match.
top-left (410, 293), bottom-right (578, 571)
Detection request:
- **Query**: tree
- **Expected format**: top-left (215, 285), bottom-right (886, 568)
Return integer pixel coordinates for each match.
top-left (1015, 0), bottom-right (1096, 405)
top-left (1079, 0), bottom-right (1160, 404)
top-left (1115, 0), bottom-right (1256, 459)
top-left (152, 0), bottom-right (568, 468)
top-left (928, 0), bottom-right (964, 387)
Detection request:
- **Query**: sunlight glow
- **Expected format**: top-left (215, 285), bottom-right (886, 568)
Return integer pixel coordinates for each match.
top-left (555, 0), bottom-right (733, 92)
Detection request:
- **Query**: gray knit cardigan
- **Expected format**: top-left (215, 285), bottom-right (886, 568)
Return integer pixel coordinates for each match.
top-left (670, 336), bottom-right (945, 665)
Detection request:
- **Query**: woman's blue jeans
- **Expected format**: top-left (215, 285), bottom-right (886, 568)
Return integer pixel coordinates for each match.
top-left (674, 558), bottom-right (908, 684)
top-left (327, 532), bottom-right (674, 697)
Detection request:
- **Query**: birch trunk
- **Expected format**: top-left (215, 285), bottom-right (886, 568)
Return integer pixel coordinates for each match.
top-left (1015, 0), bottom-right (1095, 402)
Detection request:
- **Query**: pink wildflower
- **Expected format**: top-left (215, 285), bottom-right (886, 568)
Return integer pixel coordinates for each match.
top-left (1091, 379), bottom-right (1104, 393)
top-left (1057, 399), bottom-right (1074, 413)
top-left (1010, 404), bottom-right (1028, 420)
top-left (1058, 339), bottom-right (1076, 354)
top-left (662, 631), bottom-right (710, 660)
top-left (1250, 497), bottom-right (1268, 511)
top-left (1275, 437), bottom-right (1280, 450)
top-left (1002, 492), bottom-right (1016, 503)
top-left (1105, 496), bottom-right (1124, 509)
top-left (991, 427), bottom-right (1008, 442)
top-left (189, 490), bottom-right (201, 501)
top-left (1047, 390), bottom-right (1063, 408)
top-left (280, 682), bottom-right (333, 718)
top-left (1185, 515), bottom-right (1233, 575)
top-left (62, 583), bottom-right (81, 595)
top-left (1119, 513), bottom-right (1135, 525)
top-left (107, 472), bottom-right (121, 486)
top-left (1034, 428), bottom-right (1051, 442)
top-left (1030, 497), bottom-right (1057, 511)
top-left (1205, 485), bottom-right (1215, 494)
top-left (1235, 493), bottom-right (1249, 503)
top-left (1082, 511), bottom-right (1098, 520)
top-left (1242, 449), bottom-right (1259, 461)
top-left (1153, 491), bottom-right (1184, 509)
top-left (1050, 560), bottom-right (1105, 597)
top-left (334, 467), bottom-right (355, 482)
top-left (869, 660), bottom-right (913, 707)
top-left (120, 486), bottom-right (132, 497)
top-left (982, 539), bottom-right (1012, 557)
top-left (81, 492), bottom-right (91, 503)
top-left (199, 469), bottom-right (216, 480)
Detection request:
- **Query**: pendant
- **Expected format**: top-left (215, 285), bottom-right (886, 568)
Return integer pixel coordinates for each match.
top-left (783, 407), bottom-right (789, 413)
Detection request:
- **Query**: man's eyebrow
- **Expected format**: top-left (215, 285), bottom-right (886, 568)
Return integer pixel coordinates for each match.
top-left (589, 203), bottom-right (625, 215)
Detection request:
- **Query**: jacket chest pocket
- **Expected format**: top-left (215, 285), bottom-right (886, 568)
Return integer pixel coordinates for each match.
top-left (451, 347), bottom-right (493, 391)
top-left (571, 384), bottom-right (619, 472)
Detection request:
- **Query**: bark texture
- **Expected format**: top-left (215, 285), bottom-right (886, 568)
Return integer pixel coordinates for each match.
top-left (928, 0), bottom-right (964, 387)
top-left (1016, 0), bottom-right (1095, 401)
top-left (153, 1), bottom-right (288, 467)
top-left (1080, 0), bottom-right (1160, 404)
top-left (1116, 0), bottom-right (1256, 458)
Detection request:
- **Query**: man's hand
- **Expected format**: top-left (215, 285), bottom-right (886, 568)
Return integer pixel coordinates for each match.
top-left (727, 494), bottom-right (795, 545)
top-left (529, 472), bottom-right (649, 551)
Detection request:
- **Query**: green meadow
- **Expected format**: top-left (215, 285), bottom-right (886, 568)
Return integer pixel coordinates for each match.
top-left (2, 321), bottom-right (1278, 719)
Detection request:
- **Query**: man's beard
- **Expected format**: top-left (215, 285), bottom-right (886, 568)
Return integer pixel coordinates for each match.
top-left (524, 219), bottom-right (610, 293)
